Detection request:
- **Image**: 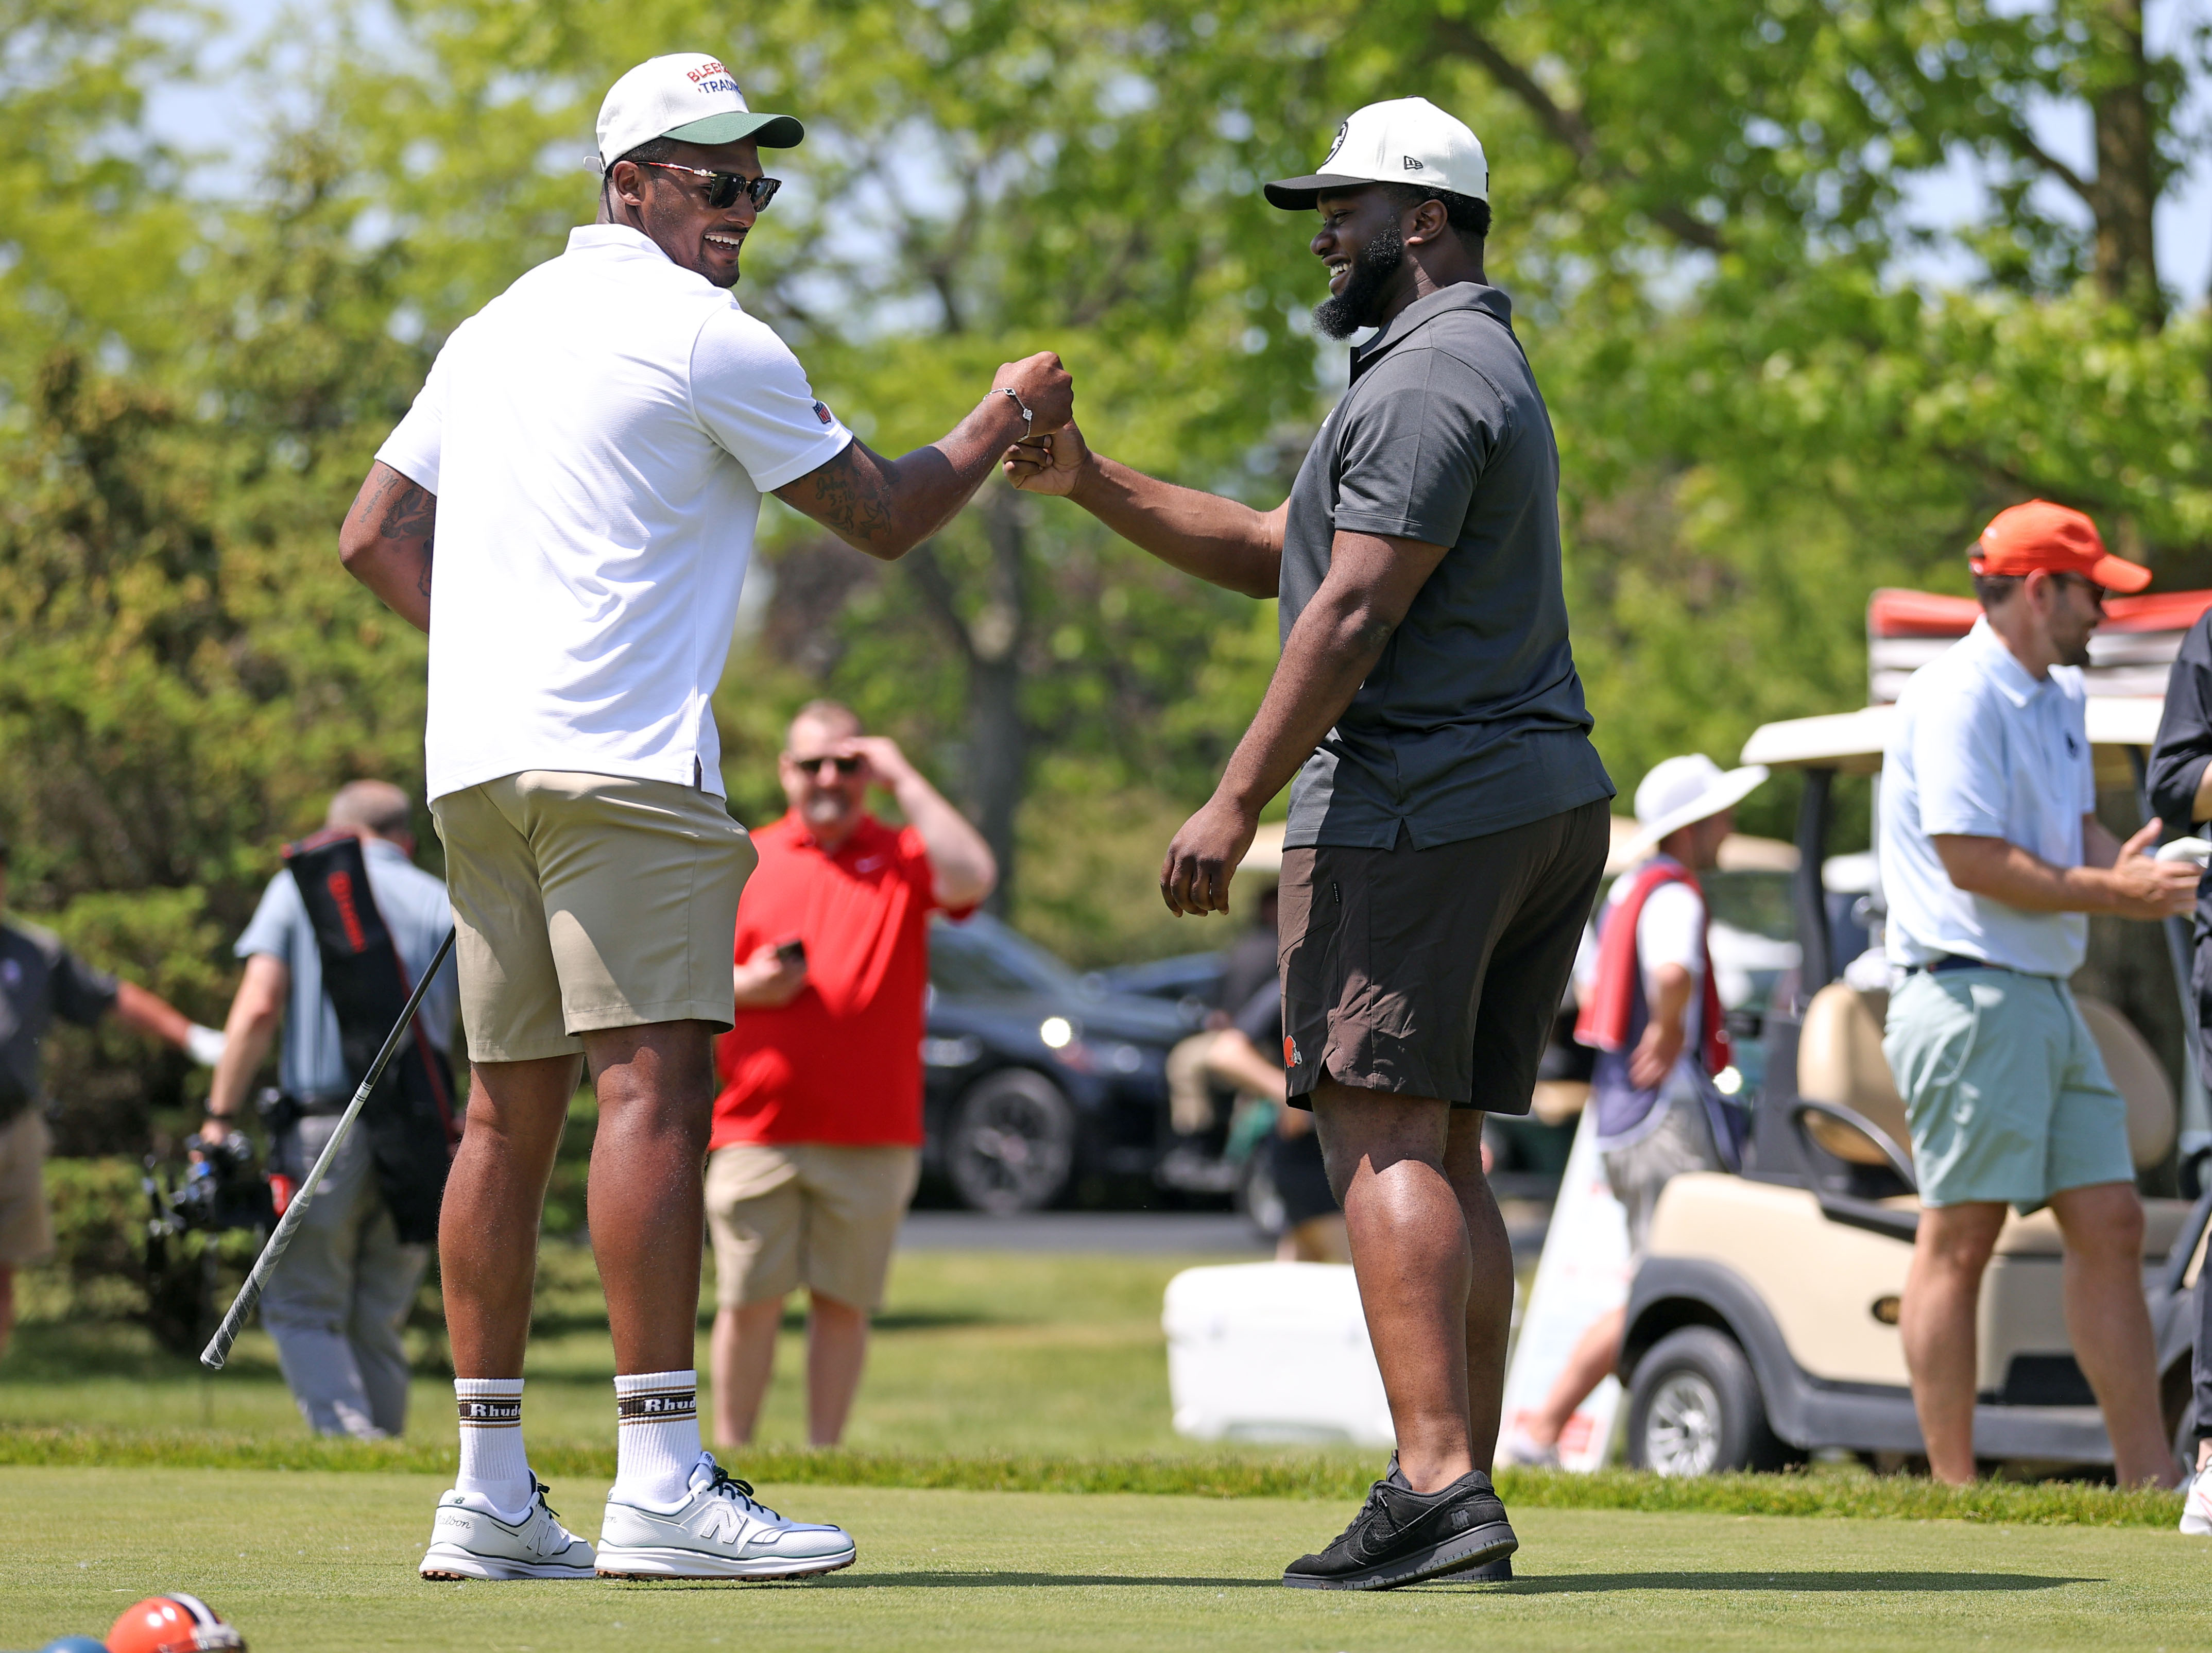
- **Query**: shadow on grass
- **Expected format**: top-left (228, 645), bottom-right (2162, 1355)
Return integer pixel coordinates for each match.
top-left (800, 1569), bottom-right (2096, 1594)
top-left (1487, 1571), bottom-right (2096, 1595)
top-left (816, 1572), bottom-right (1276, 1590)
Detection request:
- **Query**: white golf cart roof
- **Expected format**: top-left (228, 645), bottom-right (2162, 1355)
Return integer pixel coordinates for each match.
top-left (1740, 584), bottom-right (2211, 786)
top-left (1740, 698), bottom-right (2166, 781)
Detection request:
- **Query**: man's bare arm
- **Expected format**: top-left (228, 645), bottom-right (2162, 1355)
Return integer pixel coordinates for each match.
top-left (339, 462), bottom-right (437, 632)
top-left (203, 955), bottom-right (289, 1129)
top-left (1003, 423), bottom-right (1282, 598)
top-left (1933, 819), bottom-right (2197, 919)
top-left (1159, 530), bottom-right (1450, 915)
top-left (1628, 965), bottom-right (1694, 1090)
top-left (775, 352), bottom-right (1073, 560)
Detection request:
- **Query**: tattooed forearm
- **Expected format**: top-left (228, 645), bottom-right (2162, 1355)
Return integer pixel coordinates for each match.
top-left (379, 479), bottom-right (435, 542)
top-left (779, 442), bottom-right (897, 550)
top-left (338, 461), bottom-right (438, 635)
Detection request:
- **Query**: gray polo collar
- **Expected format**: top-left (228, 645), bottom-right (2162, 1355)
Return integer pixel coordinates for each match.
top-left (1350, 281), bottom-right (1516, 382)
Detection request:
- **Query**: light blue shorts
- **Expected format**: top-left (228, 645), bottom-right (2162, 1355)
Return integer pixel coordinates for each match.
top-left (1882, 967), bottom-right (2135, 1213)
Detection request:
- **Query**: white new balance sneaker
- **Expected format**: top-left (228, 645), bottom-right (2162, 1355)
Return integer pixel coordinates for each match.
top-left (594, 1454), bottom-right (856, 1580)
top-left (421, 1478), bottom-right (597, 1580)
top-left (2181, 1465), bottom-right (2212, 1537)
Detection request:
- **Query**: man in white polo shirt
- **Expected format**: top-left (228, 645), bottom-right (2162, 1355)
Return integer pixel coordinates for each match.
top-left (338, 52), bottom-right (1071, 1581)
top-left (1881, 499), bottom-right (2194, 1488)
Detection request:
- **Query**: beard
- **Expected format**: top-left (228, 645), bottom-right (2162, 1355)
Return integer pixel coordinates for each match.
top-left (1313, 223), bottom-right (1405, 340)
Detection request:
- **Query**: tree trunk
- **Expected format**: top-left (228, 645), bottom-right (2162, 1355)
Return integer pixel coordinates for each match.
top-left (2086, 0), bottom-right (2163, 323)
top-left (905, 484), bottom-right (1032, 918)
top-left (966, 487), bottom-right (1030, 916)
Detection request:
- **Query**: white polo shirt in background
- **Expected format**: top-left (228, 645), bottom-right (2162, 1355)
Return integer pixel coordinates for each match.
top-left (1879, 617), bottom-right (2096, 977)
top-left (1575, 856), bottom-right (1709, 1078)
top-left (377, 223), bottom-right (852, 802)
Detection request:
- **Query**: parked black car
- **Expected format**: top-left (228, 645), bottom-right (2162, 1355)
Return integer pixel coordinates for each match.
top-left (923, 915), bottom-right (1191, 1213)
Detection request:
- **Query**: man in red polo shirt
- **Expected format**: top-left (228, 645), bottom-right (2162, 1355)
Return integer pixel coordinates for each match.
top-left (708, 700), bottom-right (996, 1446)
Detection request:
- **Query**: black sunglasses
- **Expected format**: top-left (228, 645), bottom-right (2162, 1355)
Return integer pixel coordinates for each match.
top-left (2050, 571), bottom-right (2107, 610)
top-left (789, 753), bottom-right (863, 776)
top-left (638, 160), bottom-right (782, 211)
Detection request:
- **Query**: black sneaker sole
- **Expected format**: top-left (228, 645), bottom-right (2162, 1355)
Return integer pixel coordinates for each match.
top-left (1281, 1520), bottom-right (1517, 1591)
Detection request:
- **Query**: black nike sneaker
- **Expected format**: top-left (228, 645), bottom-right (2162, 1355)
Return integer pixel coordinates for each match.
top-left (1281, 1459), bottom-right (1517, 1591)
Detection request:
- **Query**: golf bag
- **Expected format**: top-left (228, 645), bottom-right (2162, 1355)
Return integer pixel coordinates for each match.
top-left (141, 1129), bottom-right (274, 1358)
top-left (282, 829), bottom-right (457, 1245)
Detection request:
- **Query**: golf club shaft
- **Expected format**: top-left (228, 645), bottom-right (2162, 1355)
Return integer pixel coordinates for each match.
top-left (200, 927), bottom-right (457, 1371)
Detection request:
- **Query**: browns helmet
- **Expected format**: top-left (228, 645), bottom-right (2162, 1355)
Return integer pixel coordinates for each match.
top-left (106, 1594), bottom-right (246, 1653)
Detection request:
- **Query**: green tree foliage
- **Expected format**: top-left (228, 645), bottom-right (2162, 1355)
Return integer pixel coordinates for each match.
top-left (1, 0), bottom-right (2208, 1152)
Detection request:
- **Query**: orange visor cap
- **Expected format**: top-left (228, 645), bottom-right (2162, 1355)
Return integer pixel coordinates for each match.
top-left (1970, 499), bottom-right (2151, 594)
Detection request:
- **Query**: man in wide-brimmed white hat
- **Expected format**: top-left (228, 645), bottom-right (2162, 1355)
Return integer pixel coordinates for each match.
top-left (1501, 753), bottom-right (1764, 1465)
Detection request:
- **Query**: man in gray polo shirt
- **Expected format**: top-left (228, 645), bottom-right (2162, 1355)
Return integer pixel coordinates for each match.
top-left (1008, 96), bottom-right (1611, 1590)
top-left (201, 780), bottom-right (457, 1439)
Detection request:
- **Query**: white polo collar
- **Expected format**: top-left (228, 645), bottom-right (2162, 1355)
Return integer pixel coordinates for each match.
top-left (1961, 616), bottom-right (2048, 709)
top-left (565, 223), bottom-right (667, 260)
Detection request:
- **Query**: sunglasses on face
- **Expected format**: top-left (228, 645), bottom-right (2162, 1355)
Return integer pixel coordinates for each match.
top-left (789, 754), bottom-right (863, 777)
top-left (638, 160), bottom-right (782, 211)
top-left (2051, 571), bottom-right (2107, 610)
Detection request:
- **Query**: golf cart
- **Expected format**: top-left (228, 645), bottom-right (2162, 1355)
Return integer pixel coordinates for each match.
top-left (1615, 587), bottom-right (2212, 1477)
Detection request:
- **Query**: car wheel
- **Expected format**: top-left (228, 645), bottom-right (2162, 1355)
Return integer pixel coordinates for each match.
top-left (1625, 1325), bottom-right (1786, 1476)
top-left (946, 1069), bottom-right (1077, 1214)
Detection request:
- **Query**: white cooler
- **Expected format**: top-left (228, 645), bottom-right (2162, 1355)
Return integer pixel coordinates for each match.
top-left (1162, 1262), bottom-right (1395, 1446)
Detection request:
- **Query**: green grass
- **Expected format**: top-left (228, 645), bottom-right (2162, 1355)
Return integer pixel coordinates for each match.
top-left (3, 1245), bottom-right (1256, 1458)
top-left (0, 1427), bottom-right (2188, 1528)
top-left (6, 1244), bottom-right (2191, 1531)
top-left (6, 1468), bottom-right (2212, 1652)
top-left (5, 1244), bottom-right (1253, 1458)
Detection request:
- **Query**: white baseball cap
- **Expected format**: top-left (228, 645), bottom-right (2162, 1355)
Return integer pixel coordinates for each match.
top-left (1615, 754), bottom-right (1769, 866)
top-left (1264, 97), bottom-right (1487, 211)
top-left (595, 53), bottom-right (802, 169)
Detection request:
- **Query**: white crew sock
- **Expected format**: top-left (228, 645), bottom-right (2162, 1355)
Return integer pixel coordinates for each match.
top-left (613, 1369), bottom-right (702, 1508)
top-left (454, 1377), bottom-right (530, 1517)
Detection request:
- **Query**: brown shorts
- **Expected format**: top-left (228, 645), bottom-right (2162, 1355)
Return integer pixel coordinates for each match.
top-left (1278, 799), bottom-right (1609, 1113)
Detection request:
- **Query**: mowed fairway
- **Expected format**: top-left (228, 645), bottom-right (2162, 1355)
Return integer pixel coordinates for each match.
top-left (7, 1468), bottom-right (2212, 1652)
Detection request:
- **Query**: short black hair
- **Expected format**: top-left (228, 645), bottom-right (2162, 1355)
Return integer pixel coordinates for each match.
top-left (617, 135), bottom-right (680, 169)
top-left (1377, 183), bottom-right (1491, 243)
top-left (1972, 571), bottom-right (2023, 609)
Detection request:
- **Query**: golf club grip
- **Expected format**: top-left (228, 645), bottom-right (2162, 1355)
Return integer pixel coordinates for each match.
top-left (200, 928), bottom-right (457, 1370)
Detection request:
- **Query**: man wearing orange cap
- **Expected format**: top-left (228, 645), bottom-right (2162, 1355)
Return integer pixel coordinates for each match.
top-left (1880, 500), bottom-right (2196, 1487)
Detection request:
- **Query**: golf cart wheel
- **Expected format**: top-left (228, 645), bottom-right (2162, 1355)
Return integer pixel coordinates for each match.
top-left (946, 1069), bottom-right (1077, 1214)
top-left (1626, 1325), bottom-right (1787, 1476)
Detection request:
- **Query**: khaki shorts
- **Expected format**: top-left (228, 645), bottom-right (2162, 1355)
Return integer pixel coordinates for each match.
top-left (1601, 1092), bottom-right (1722, 1259)
top-left (0, 1109), bottom-right (55, 1269)
top-left (705, 1143), bottom-right (920, 1310)
top-left (432, 771), bottom-right (756, 1063)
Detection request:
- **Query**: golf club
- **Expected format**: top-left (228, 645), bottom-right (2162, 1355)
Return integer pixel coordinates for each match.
top-left (199, 927), bottom-right (457, 1371)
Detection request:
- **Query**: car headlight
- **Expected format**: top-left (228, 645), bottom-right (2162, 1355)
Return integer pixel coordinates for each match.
top-left (1039, 1016), bottom-right (1074, 1049)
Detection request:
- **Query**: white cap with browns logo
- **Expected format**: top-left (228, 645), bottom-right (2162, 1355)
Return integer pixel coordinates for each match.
top-left (594, 53), bottom-right (804, 170)
top-left (1264, 97), bottom-right (1487, 211)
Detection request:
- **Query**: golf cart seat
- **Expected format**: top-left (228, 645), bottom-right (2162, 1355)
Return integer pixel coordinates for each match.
top-left (1794, 983), bottom-right (1912, 1185)
top-left (1794, 981), bottom-right (2186, 1255)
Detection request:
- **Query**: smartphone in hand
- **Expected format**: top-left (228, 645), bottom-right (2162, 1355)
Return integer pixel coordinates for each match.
top-left (775, 938), bottom-right (808, 970)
